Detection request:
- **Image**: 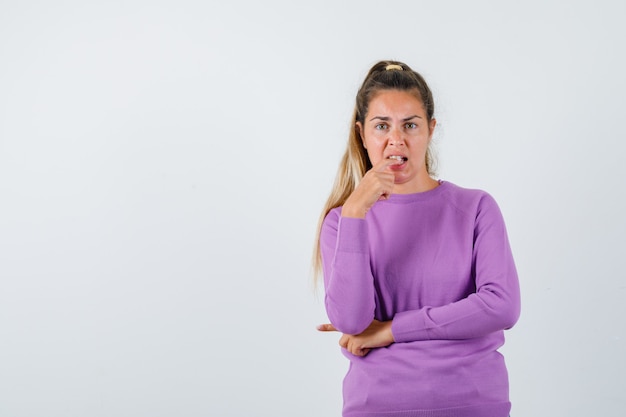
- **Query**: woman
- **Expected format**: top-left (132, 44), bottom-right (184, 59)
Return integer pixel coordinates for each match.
top-left (314, 60), bottom-right (520, 417)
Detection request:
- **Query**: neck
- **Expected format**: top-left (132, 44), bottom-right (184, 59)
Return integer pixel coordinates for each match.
top-left (394, 175), bottom-right (440, 194)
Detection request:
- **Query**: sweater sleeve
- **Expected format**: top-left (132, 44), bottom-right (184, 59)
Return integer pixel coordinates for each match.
top-left (391, 194), bottom-right (521, 342)
top-left (320, 210), bottom-right (376, 335)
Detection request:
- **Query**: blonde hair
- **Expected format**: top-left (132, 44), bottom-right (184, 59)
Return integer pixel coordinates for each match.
top-left (312, 60), bottom-right (437, 285)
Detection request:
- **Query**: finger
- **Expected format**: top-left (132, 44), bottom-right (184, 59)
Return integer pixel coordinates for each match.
top-left (316, 323), bottom-right (338, 332)
top-left (348, 339), bottom-right (364, 356)
top-left (339, 335), bottom-right (348, 349)
top-left (353, 347), bottom-right (369, 357)
top-left (379, 180), bottom-right (396, 200)
top-left (372, 157), bottom-right (402, 173)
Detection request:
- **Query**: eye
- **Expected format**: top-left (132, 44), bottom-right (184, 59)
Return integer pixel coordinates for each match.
top-left (405, 122), bottom-right (417, 129)
top-left (375, 123), bottom-right (388, 130)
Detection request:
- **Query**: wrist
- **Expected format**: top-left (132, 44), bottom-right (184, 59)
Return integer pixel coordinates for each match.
top-left (341, 203), bottom-right (366, 219)
top-left (385, 320), bottom-right (395, 343)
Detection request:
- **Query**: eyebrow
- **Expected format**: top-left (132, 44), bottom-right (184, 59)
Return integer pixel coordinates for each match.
top-left (369, 115), bottom-right (423, 122)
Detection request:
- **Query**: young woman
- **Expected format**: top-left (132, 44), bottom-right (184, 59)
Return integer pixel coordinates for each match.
top-left (314, 60), bottom-right (520, 417)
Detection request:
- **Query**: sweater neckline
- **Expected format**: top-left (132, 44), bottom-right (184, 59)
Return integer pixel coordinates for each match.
top-left (382, 180), bottom-right (449, 203)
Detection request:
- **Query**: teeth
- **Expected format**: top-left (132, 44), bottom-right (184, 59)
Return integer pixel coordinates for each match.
top-left (388, 155), bottom-right (408, 162)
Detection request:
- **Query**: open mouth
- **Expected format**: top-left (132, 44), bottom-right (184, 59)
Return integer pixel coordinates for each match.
top-left (387, 155), bottom-right (408, 162)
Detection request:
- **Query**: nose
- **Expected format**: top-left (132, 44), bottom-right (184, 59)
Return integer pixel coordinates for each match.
top-left (387, 126), bottom-right (405, 147)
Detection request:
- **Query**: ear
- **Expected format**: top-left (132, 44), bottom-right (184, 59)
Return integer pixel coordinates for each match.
top-left (356, 121), bottom-right (366, 148)
top-left (428, 118), bottom-right (437, 140)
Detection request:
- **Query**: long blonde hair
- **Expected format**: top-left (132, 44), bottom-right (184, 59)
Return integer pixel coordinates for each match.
top-left (312, 60), bottom-right (437, 285)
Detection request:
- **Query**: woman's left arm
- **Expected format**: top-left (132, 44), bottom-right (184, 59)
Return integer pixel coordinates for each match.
top-left (391, 193), bottom-right (521, 342)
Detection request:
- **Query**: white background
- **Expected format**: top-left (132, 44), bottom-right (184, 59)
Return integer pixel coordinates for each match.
top-left (1, 1), bottom-right (625, 416)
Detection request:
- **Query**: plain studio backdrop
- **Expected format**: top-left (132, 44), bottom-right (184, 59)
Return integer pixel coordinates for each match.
top-left (1, 1), bottom-right (624, 416)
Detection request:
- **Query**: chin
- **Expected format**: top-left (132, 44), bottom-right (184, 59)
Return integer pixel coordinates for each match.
top-left (393, 176), bottom-right (411, 185)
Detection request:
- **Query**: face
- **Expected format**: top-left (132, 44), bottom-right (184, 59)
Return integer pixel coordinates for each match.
top-left (357, 89), bottom-right (436, 193)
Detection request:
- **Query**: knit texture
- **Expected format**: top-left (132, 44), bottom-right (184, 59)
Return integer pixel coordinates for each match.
top-left (321, 181), bottom-right (520, 417)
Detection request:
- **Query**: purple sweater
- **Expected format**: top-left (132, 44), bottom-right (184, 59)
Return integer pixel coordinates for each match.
top-left (321, 181), bottom-right (520, 417)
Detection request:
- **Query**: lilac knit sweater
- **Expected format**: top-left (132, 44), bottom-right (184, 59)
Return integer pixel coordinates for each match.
top-left (321, 181), bottom-right (520, 417)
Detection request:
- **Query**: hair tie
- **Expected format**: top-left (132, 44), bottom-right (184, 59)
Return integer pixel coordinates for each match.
top-left (385, 64), bottom-right (403, 71)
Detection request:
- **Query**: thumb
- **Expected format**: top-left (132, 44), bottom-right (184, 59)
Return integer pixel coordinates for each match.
top-left (316, 323), bottom-right (338, 332)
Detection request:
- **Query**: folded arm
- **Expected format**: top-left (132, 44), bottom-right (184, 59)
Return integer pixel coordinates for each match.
top-left (392, 194), bottom-right (521, 342)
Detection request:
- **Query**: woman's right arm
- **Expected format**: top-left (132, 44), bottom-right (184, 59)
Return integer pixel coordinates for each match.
top-left (320, 211), bottom-right (376, 335)
top-left (320, 158), bottom-right (399, 335)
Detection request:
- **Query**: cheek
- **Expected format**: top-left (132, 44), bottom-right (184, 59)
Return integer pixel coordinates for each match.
top-left (365, 148), bottom-right (381, 164)
top-left (364, 138), bottom-right (384, 154)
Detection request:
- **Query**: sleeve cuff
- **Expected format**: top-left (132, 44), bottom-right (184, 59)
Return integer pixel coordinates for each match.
top-left (392, 309), bottom-right (432, 343)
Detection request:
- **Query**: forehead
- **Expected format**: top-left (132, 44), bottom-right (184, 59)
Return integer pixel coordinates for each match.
top-left (367, 89), bottom-right (426, 118)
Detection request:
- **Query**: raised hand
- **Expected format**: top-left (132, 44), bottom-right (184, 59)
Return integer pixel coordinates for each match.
top-left (341, 158), bottom-right (402, 218)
